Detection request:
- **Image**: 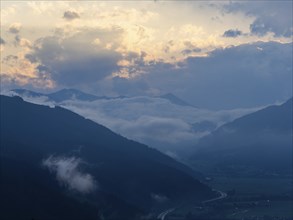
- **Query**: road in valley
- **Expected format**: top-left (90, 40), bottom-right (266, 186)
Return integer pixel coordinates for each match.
top-left (156, 190), bottom-right (227, 220)
top-left (202, 190), bottom-right (227, 204)
top-left (157, 208), bottom-right (175, 220)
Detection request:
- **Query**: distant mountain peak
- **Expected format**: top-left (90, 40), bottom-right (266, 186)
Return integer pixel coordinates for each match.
top-left (159, 93), bottom-right (194, 107)
top-left (283, 97), bottom-right (293, 106)
top-left (52, 88), bottom-right (95, 95)
top-left (11, 88), bottom-right (196, 107)
top-left (11, 88), bottom-right (101, 103)
top-left (55, 88), bottom-right (83, 93)
top-left (11, 89), bottom-right (45, 98)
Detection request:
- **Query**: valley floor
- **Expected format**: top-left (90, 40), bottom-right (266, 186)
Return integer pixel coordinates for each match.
top-left (148, 175), bottom-right (293, 220)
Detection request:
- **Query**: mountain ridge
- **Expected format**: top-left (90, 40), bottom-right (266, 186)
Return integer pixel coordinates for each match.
top-left (190, 98), bottom-right (293, 176)
top-left (10, 88), bottom-right (194, 107)
top-left (1, 95), bottom-right (215, 219)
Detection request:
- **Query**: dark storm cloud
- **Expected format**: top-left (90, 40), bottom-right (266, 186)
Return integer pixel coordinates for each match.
top-left (111, 76), bottom-right (149, 96)
top-left (54, 42), bottom-right (292, 109)
top-left (0, 37), bottom-right (5, 45)
top-left (25, 54), bottom-right (37, 63)
top-left (13, 35), bottom-right (20, 46)
top-left (63, 11), bottom-right (80, 20)
top-left (122, 41), bottom-right (292, 109)
top-left (26, 28), bottom-right (123, 87)
top-left (6, 23), bottom-right (291, 110)
top-left (224, 2), bottom-right (292, 37)
top-left (181, 41), bottom-right (202, 55)
top-left (181, 42), bottom-right (292, 109)
top-left (181, 48), bottom-right (201, 55)
top-left (2, 55), bottom-right (18, 66)
top-left (8, 23), bottom-right (21, 34)
top-left (223, 29), bottom-right (243, 38)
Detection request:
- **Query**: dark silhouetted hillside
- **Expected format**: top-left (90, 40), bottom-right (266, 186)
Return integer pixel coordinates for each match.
top-left (0, 95), bottom-right (214, 219)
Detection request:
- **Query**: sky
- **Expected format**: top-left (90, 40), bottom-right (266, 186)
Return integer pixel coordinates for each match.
top-left (1, 1), bottom-right (292, 109)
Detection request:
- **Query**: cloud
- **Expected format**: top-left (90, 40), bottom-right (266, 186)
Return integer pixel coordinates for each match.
top-left (3, 55), bottom-right (18, 64)
top-left (25, 28), bottom-right (123, 87)
top-left (63, 10), bottom-right (80, 20)
top-left (2, 21), bottom-right (291, 110)
top-left (13, 35), bottom-right (32, 48)
top-left (43, 156), bottom-right (96, 194)
top-left (130, 41), bottom-right (292, 109)
top-left (223, 29), bottom-right (243, 38)
top-left (1, 49), bottom-right (55, 89)
top-left (117, 115), bottom-right (197, 144)
top-left (14, 40), bottom-right (291, 110)
top-left (182, 42), bottom-right (292, 108)
top-left (151, 193), bottom-right (168, 203)
top-left (110, 76), bottom-right (150, 96)
top-left (181, 48), bottom-right (202, 55)
top-left (0, 37), bottom-right (5, 45)
top-left (224, 2), bottom-right (293, 37)
top-left (52, 96), bottom-right (261, 155)
top-left (8, 22), bottom-right (22, 34)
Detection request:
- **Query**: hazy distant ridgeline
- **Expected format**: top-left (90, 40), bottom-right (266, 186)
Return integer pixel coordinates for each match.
top-left (10, 88), bottom-right (194, 106)
top-left (191, 98), bottom-right (293, 176)
top-left (7, 88), bottom-right (262, 159)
